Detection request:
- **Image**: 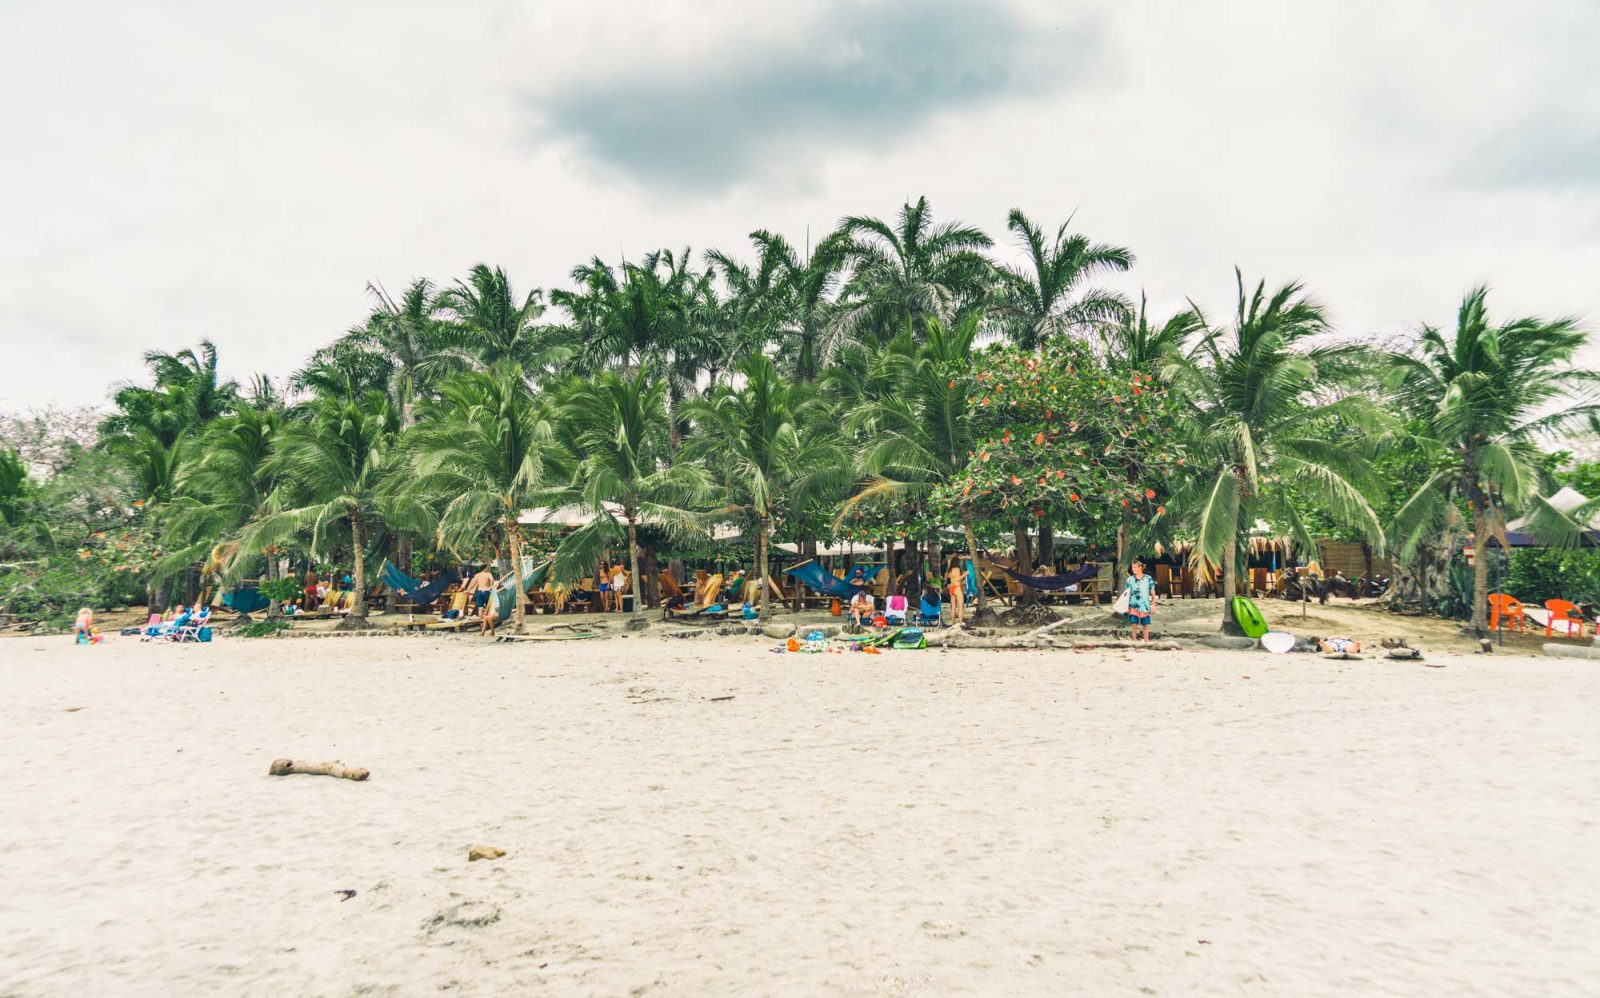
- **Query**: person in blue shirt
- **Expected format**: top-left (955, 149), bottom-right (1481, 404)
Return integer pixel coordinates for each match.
top-left (1123, 560), bottom-right (1157, 642)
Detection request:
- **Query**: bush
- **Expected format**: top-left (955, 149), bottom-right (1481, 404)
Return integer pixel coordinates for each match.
top-left (238, 618), bottom-right (290, 638)
top-left (1505, 548), bottom-right (1600, 608)
top-left (0, 563), bottom-right (102, 632)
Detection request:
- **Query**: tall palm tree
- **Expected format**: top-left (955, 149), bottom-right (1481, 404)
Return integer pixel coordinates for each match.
top-left (356, 278), bottom-right (470, 428)
top-left (687, 355), bottom-right (849, 619)
top-left (833, 196), bottom-right (994, 346)
top-left (1174, 270), bottom-right (1384, 630)
top-left (407, 365), bottom-right (566, 633)
top-left (161, 406), bottom-right (287, 611)
top-left (712, 229), bottom-right (849, 381)
top-left (997, 209), bottom-right (1134, 351)
top-left (835, 313), bottom-right (990, 615)
top-left (441, 264), bottom-right (565, 374)
top-left (548, 366), bottom-right (710, 628)
top-left (244, 392), bottom-right (402, 627)
top-left (1387, 287), bottom-right (1598, 633)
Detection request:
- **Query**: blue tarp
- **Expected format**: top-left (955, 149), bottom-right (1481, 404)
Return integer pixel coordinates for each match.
top-left (221, 584), bottom-right (269, 615)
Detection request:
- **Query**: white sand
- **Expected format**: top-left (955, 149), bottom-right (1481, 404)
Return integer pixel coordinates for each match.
top-left (1, 634), bottom-right (1597, 996)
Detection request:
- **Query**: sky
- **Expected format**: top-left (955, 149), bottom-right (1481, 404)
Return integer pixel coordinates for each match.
top-left (1, 0), bottom-right (1597, 410)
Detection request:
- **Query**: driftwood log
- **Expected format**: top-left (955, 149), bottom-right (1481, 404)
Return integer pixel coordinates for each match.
top-left (269, 758), bottom-right (369, 781)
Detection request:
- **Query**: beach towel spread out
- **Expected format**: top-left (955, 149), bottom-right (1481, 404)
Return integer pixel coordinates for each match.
top-left (989, 562), bottom-right (1100, 591)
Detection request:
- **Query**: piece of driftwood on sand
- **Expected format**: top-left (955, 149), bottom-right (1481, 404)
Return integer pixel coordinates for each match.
top-left (269, 758), bottom-right (370, 781)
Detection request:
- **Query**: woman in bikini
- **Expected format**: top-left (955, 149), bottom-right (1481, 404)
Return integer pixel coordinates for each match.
top-left (946, 560), bottom-right (967, 624)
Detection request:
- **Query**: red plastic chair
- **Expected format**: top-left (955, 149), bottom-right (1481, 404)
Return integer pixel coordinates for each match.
top-left (1544, 599), bottom-right (1587, 639)
top-left (1487, 593), bottom-right (1526, 632)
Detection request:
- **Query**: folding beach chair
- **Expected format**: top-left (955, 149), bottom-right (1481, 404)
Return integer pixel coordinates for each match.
top-left (884, 593), bottom-right (909, 624)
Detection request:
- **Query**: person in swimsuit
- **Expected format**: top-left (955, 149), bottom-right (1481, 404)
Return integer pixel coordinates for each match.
top-left (946, 560), bottom-right (967, 624)
top-left (610, 561), bottom-right (627, 612)
top-left (466, 566), bottom-right (495, 618)
top-left (597, 559), bottom-right (611, 612)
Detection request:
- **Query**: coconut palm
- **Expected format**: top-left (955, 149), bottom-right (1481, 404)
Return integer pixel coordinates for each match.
top-left (1175, 270), bottom-right (1384, 630)
top-left (687, 355), bottom-right (849, 620)
top-left (104, 340), bottom-right (240, 445)
top-left (712, 229), bottom-right (849, 381)
top-left (1387, 287), bottom-right (1598, 633)
top-left (354, 279), bottom-right (471, 427)
top-left (242, 392), bottom-right (405, 627)
top-left (996, 209), bottom-right (1134, 351)
top-left (833, 196), bottom-right (994, 346)
top-left (547, 366), bottom-right (710, 628)
top-left (835, 312), bottom-right (991, 614)
top-left (441, 264), bottom-right (566, 374)
top-left (406, 365), bottom-right (566, 633)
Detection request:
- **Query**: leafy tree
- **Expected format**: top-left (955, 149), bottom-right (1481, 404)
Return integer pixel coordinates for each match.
top-left (1387, 287), bottom-right (1598, 633)
top-left (407, 365), bottom-right (566, 633)
top-left (548, 366), bottom-right (710, 627)
top-left (243, 392), bottom-right (405, 626)
top-left (441, 264), bottom-right (565, 374)
top-left (833, 196), bottom-right (994, 346)
top-left (996, 209), bottom-right (1133, 351)
top-left (1173, 270), bottom-right (1384, 630)
top-left (687, 355), bottom-right (848, 619)
top-left (836, 313), bottom-right (991, 613)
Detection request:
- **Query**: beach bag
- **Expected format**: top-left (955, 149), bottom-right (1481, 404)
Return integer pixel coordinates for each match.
top-left (740, 602), bottom-right (758, 620)
top-left (1112, 587), bottom-right (1131, 615)
top-left (198, 626), bottom-right (213, 643)
top-left (892, 627), bottom-right (926, 650)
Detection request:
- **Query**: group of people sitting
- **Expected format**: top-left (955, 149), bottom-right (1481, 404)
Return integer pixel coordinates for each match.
top-left (848, 584), bottom-right (945, 629)
top-left (139, 604), bottom-right (212, 641)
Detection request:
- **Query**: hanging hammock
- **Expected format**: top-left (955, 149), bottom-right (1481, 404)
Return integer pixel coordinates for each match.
top-left (989, 561), bottom-right (1100, 592)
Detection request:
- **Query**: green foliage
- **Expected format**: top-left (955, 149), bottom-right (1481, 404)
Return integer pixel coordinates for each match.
top-left (1504, 549), bottom-right (1600, 608)
top-left (238, 618), bottom-right (291, 638)
top-left (0, 562), bottom-right (104, 631)
top-left (257, 577), bottom-right (302, 603)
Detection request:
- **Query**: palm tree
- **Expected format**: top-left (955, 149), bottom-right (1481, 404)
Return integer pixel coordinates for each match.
top-left (104, 340), bottom-right (240, 445)
top-left (244, 392), bottom-right (401, 627)
top-left (835, 313), bottom-right (990, 615)
top-left (441, 264), bottom-right (565, 374)
top-left (356, 279), bottom-right (470, 428)
top-left (997, 209), bottom-right (1134, 351)
top-left (1387, 287), bottom-right (1598, 633)
top-left (687, 355), bottom-right (849, 620)
top-left (1175, 270), bottom-right (1384, 630)
top-left (548, 366), bottom-right (710, 628)
top-left (162, 405), bottom-right (287, 612)
top-left (407, 365), bottom-right (566, 633)
top-left (712, 229), bottom-right (849, 381)
top-left (833, 196), bottom-right (994, 346)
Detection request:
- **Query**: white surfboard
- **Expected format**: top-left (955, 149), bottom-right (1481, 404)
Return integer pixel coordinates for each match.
top-left (1260, 630), bottom-right (1296, 654)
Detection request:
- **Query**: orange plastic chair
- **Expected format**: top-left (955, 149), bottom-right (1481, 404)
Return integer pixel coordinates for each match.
top-left (1544, 599), bottom-right (1587, 639)
top-left (1487, 593), bottom-right (1526, 632)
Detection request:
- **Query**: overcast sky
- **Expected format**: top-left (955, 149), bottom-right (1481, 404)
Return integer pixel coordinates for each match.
top-left (2, 0), bottom-right (1596, 410)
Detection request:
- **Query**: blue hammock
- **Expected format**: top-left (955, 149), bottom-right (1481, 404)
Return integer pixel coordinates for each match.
top-left (381, 561), bottom-right (463, 608)
top-left (989, 561), bottom-right (1100, 592)
top-left (221, 582), bottom-right (269, 615)
top-left (785, 560), bottom-right (882, 599)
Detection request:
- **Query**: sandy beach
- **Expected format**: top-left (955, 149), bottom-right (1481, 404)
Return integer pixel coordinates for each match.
top-left (2, 633), bottom-right (1597, 996)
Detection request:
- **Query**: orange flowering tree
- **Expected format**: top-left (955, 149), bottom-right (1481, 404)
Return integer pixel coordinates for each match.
top-left (932, 339), bottom-right (1187, 583)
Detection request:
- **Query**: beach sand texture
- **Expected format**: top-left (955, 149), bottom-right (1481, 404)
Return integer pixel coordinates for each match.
top-left (2, 635), bottom-right (1597, 995)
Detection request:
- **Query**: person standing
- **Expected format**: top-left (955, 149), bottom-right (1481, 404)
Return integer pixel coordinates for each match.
top-left (610, 561), bottom-right (627, 612)
top-left (466, 565), bottom-right (495, 619)
top-left (1123, 559), bottom-right (1157, 642)
top-left (946, 560), bottom-right (967, 625)
top-left (597, 559), bottom-right (612, 612)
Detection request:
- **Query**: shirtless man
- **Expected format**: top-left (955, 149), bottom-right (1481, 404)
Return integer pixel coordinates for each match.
top-left (466, 566), bottom-right (496, 618)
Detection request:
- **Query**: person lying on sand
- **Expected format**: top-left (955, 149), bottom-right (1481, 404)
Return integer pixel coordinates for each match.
top-left (1320, 636), bottom-right (1361, 653)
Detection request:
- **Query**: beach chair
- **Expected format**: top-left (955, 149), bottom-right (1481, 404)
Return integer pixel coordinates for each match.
top-left (1251, 568), bottom-right (1270, 597)
top-left (662, 573), bottom-right (723, 622)
top-left (171, 609), bottom-right (212, 642)
top-left (884, 593), bottom-right (909, 624)
top-left (1487, 593), bottom-right (1526, 632)
top-left (1543, 598), bottom-right (1587, 639)
top-left (658, 571), bottom-right (684, 601)
top-left (422, 592), bottom-right (471, 630)
top-left (915, 594), bottom-right (943, 627)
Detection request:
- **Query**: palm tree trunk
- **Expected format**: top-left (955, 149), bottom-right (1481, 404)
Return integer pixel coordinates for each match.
top-left (756, 513), bottom-right (771, 621)
top-left (350, 515), bottom-right (367, 623)
top-left (1471, 508), bottom-right (1491, 635)
top-left (264, 550), bottom-right (280, 617)
top-left (508, 519), bottom-right (526, 634)
top-left (963, 522), bottom-right (985, 616)
top-left (626, 517), bottom-right (646, 629)
top-left (1037, 522), bottom-right (1054, 573)
top-left (1219, 533), bottom-right (1240, 633)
